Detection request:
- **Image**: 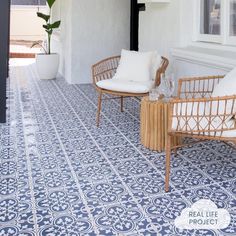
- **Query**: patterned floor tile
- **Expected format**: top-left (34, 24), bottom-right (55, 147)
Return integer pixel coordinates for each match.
top-left (0, 59), bottom-right (235, 235)
top-left (196, 161), bottom-right (236, 182)
top-left (181, 184), bottom-right (236, 236)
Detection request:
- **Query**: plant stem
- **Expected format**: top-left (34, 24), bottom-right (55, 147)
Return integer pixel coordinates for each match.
top-left (48, 33), bottom-right (51, 54)
top-left (48, 6), bottom-right (51, 54)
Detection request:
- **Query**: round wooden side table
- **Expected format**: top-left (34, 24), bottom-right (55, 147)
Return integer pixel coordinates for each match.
top-left (140, 96), bottom-right (181, 152)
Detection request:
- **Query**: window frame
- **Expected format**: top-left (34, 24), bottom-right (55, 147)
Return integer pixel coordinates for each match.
top-left (225, 0), bottom-right (236, 45)
top-left (193, 0), bottom-right (236, 46)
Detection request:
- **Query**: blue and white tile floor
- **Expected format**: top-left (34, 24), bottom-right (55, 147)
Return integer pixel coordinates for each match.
top-left (0, 59), bottom-right (235, 235)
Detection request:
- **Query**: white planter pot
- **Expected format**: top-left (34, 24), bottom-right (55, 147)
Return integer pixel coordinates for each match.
top-left (36, 53), bottom-right (59, 80)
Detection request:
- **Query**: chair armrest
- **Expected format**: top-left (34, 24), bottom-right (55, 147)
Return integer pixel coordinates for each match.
top-left (169, 95), bottom-right (236, 137)
top-left (177, 75), bottom-right (225, 99)
top-left (155, 56), bottom-right (169, 86)
top-left (92, 56), bottom-right (120, 85)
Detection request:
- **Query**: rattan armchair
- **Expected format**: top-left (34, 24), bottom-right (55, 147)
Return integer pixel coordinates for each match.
top-left (92, 56), bottom-right (169, 126)
top-left (165, 75), bottom-right (236, 192)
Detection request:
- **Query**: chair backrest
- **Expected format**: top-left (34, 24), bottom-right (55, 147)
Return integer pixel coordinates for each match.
top-left (92, 55), bottom-right (169, 86)
top-left (92, 56), bottom-right (121, 85)
top-left (155, 57), bottom-right (169, 87)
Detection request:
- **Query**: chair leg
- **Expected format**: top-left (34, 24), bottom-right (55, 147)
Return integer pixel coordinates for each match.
top-left (96, 92), bottom-right (102, 127)
top-left (173, 147), bottom-right (177, 156)
top-left (121, 96), bottom-right (124, 112)
top-left (165, 135), bottom-right (172, 192)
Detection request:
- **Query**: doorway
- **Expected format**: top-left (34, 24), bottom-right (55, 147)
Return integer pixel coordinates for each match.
top-left (10, 0), bottom-right (47, 58)
top-left (130, 0), bottom-right (145, 51)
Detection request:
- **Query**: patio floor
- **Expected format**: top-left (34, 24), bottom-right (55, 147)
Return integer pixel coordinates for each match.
top-left (0, 59), bottom-right (235, 235)
top-left (10, 41), bottom-right (42, 58)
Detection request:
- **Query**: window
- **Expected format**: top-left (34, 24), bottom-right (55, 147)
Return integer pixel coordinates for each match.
top-left (200, 0), bottom-right (221, 35)
top-left (195, 0), bottom-right (236, 46)
top-left (230, 0), bottom-right (236, 36)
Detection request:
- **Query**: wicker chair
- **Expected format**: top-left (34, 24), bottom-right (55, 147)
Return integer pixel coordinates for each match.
top-left (92, 55), bottom-right (169, 126)
top-left (165, 75), bottom-right (236, 192)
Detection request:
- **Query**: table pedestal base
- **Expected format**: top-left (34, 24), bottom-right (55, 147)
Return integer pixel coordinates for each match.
top-left (140, 97), bottom-right (181, 152)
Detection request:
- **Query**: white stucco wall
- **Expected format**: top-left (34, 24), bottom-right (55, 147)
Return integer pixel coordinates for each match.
top-left (139, 2), bottom-right (181, 56)
top-left (53, 0), bottom-right (130, 84)
top-left (139, 0), bottom-right (194, 71)
top-left (51, 0), bottom-right (72, 82)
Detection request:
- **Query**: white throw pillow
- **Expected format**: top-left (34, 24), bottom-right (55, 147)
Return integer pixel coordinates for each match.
top-left (114, 49), bottom-right (154, 82)
top-left (212, 67), bottom-right (236, 97)
top-left (211, 67), bottom-right (236, 120)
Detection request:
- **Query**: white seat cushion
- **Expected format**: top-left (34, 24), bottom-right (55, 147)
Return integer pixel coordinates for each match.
top-left (96, 78), bottom-right (154, 93)
top-left (172, 102), bottom-right (209, 131)
top-left (172, 102), bottom-right (236, 138)
top-left (114, 49), bottom-right (156, 83)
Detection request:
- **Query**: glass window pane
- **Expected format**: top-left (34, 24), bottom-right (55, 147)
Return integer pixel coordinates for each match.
top-left (200, 0), bottom-right (221, 35)
top-left (230, 0), bottom-right (236, 36)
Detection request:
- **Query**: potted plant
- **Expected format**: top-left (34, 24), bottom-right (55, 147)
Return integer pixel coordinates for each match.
top-left (33, 0), bottom-right (61, 80)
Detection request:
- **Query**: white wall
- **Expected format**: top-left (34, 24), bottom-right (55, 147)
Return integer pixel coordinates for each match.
top-left (10, 6), bottom-right (47, 41)
top-left (139, 1), bottom-right (183, 72)
top-left (52, 0), bottom-right (72, 82)
top-left (139, 2), bottom-right (181, 55)
top-left (174, 59), bottom-right (228, 78)
top-left (53, 0), bottom-right (130, 84)
top-left (139, 0), bottom-right (196, 70)
top-left (178, 0), bottom-right (194, 47)
top-left (138, 0), bottom-right (235, 78)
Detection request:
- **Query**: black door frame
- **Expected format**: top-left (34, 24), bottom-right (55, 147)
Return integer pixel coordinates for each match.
top-left (0, 0), bottom-right (10, 123)
top-left (130, 0), bottom-right (145, 51)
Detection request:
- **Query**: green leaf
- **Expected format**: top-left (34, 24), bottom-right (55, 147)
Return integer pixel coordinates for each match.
top-left (43, 24), bottom-right (50, 30)
top-left (43, 21), bottom-right (60, 32)
top-left (37, 12), bottom-right (50, 22)
top-left (49, 21), bottom-right (61, 29)
top-left (47, 0), bottom-right (56, 8)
